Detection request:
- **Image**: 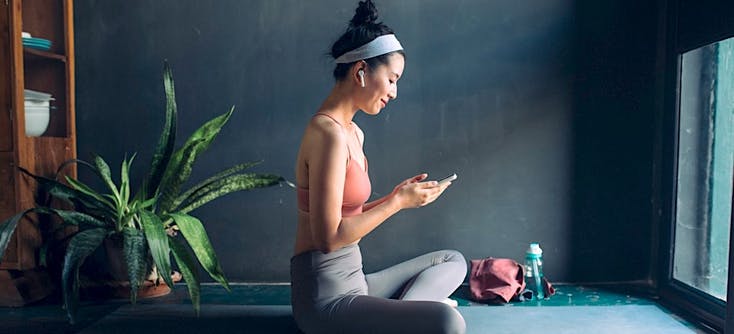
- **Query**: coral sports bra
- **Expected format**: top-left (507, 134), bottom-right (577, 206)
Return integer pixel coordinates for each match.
top-left (297, 113), bottom-right (372, 217)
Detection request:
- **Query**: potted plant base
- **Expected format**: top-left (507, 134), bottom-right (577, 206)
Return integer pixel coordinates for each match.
top-left (78, 270), bottom-right (182, 301)
top-left (77, 236), bottom-right (182, 301)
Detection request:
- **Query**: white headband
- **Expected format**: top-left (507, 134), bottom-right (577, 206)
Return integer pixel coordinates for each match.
top-left (335, 34), bottom-right (404, 64)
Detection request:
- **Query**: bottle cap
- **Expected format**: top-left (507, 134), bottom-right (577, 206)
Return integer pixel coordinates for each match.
top-left (526, 243), bottom-right (543, 255)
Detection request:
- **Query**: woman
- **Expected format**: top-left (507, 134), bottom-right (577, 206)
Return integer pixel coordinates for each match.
top-left (291, 1), bottom-right (467, 333)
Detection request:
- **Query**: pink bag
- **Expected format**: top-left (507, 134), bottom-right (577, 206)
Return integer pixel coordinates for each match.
top-left (469, 257), bottom-right (526, 303)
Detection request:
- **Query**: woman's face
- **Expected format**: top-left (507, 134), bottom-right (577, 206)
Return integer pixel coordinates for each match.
top-left (360, 53), bottom-right (405, 115)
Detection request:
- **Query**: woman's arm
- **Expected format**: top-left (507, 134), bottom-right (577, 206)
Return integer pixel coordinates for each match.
top-left (362, 196), bottom-right (390, 212)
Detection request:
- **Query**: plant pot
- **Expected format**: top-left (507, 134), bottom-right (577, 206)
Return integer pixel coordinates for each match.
top-left (79, 236), bottom-right (178, 301)
top-left (103, 236), bottom-right (129, 282)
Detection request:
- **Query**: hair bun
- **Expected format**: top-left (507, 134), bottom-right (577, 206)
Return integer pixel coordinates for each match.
top-left (349, 0), bottom-right (379, 27)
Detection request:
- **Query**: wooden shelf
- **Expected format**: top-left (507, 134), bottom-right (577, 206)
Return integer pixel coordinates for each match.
top-left (23, 48), bottom-right (66, 62)
top-left (0, 0), bottom-right (76, 306)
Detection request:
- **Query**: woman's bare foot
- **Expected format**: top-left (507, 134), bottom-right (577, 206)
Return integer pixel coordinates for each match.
top-left (441, 298), bottom-right (458, 308)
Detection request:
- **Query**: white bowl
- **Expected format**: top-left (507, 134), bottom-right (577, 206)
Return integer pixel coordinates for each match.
top-left (25, 100), bottom-right (50, 108)
top-left (25, 105), bottom-right (50, 136)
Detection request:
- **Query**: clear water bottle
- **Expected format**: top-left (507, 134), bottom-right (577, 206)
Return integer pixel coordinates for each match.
top-left (525, 243), bottom-right (545, 299)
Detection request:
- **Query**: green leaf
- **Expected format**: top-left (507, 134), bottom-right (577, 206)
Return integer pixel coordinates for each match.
top-left (93, 154), bottom-right (121, 201)
top-left (177, 173), bottom-right (283, 214)
top-left (102, 194), bottom-right (118, 204)
top-left (65, 176), bottom-right (116, 211)
top-left (19, 167), bottom-right (111, 215)
top-left (54, 158), bottom-right (98, 180)
top-left (169, 236), bottom-right (201, 315)
top-left (183, 106), bottom-right (233, 147)
top-left (139, 210), bottom-right (173, 289)
top-left (120, 154), bottom-right (136, 207)
top-left (43, 208), bottom-right (110, 229)
top-left (121, 211), bottom-right (138, 229)
top-left (157, 107), bottom-right (234, 213)
top-left (0, 209), bottom-right (33, 261)
top-left (172, 161), bottom-right (262, 210)
top-left (138, 196), bottom-right (158, 210)
top-left (62, 228), bottom-right (107, 324)
top-left (168, 213), bottom-right (229, 290)
top-left (140, 61), bottom-right (178, 201)
top-left (123, 227), bottom-right (147, 304)
top-left (156, 138), bottom-right (204, 213)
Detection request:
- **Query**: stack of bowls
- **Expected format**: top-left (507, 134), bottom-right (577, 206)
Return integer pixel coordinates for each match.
top-left (24, 89), bottom-right (54, 137)
top-left (21, 31), bottom-right (52, 51)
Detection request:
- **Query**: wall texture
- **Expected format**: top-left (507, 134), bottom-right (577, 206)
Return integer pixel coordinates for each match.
top-left (74, 0), bottom-right (659, 283)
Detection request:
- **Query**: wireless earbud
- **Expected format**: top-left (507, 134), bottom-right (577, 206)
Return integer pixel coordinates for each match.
top-left (358, 69), bottom-right (365, 88)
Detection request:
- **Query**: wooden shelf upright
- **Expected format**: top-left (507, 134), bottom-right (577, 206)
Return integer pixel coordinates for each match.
top-left (0, 0), bottom-right (76, 306)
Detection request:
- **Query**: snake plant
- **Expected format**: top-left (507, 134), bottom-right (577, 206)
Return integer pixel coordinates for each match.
top-left (0, 61), bottom-right (284, 323)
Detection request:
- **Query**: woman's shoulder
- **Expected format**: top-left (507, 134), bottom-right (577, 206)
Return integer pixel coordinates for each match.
top-left (307, 114), bottom-right (347, 144)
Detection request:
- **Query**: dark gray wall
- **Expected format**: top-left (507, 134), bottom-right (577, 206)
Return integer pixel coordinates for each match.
top-left (74, 0), bottom-right (658, 283)
top-left (677, 0), bottom-right (734, 53)
top-left (569, 1), bottom-right (658, 282)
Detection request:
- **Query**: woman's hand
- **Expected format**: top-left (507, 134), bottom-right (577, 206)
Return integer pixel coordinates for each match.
top-left (391, 173), bottom-right (427, 195)
top-left (392, 174), bottom-right (452, 209)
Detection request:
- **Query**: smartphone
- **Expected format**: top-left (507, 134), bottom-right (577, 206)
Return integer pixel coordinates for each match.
top-left (437, 173), bottom-right (458, 185)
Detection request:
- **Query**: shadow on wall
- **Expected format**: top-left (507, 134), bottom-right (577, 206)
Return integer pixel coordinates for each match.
top-left (568, 0), bottom-right (657, 283)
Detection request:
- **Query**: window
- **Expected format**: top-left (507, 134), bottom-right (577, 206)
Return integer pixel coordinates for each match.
top-left (674, 37), bottom-right (734, 301)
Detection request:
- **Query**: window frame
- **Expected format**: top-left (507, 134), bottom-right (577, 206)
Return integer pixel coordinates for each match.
top-left (655, 1), bottom-right (734, 332)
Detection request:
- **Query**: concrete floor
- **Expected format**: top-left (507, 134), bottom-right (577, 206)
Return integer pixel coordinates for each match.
top-left (0, 283), bottom-right (708, 334)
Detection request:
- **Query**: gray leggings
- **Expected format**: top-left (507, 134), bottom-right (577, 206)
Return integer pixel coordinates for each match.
top-left (290, 244), bottom-right (467, 334)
